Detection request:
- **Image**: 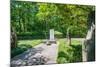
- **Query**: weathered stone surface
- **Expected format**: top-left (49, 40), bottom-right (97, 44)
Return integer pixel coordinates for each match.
top-left (11, 43), bottom-right (58, 66)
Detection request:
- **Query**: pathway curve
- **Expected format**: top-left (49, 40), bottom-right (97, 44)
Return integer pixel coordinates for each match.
top-left (11, 42), bottom-right (58, 67)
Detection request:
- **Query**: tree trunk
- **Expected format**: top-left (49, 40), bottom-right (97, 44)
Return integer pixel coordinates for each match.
top-left (67, 33), bottom-right (71, 46)
top-left (11, 27), bottom-right (17, 48)
top-left (67, 28), bottom-right (71, 46)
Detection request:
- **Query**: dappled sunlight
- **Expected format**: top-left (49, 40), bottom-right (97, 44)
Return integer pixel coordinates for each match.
top-left (18, 39), bottom-right (43, 46)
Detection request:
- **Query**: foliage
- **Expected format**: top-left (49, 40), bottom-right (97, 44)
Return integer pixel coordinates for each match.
top-left (11, 39), bottom-right (42, 58)
top-left (57, 39), bottom-right (82, 63)
top-left (11, 1), bottom-right (95, 38)
top-left (11, 44), bottom-right (32, 58)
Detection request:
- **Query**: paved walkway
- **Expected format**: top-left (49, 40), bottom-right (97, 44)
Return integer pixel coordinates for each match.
top-left (11, 42), bottom-right (58, 66)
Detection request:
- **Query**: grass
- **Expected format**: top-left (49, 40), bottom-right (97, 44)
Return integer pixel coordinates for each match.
top-left (57, 38), bottom-right (82, 64)
top-left (11, 39), bottom-right (42, 58)
top-left (18, 39), bottom-right (42, 47)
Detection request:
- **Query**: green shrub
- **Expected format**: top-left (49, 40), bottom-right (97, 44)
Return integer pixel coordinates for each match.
top-left (55, 31), bottom-right (64, 38)
top-left (57, 39), bottom-right (82, 63)
top-left (11, 44), bottom-right (32, 58)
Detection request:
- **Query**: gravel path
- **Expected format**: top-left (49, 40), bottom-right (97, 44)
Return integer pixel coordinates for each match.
top-left (11, 42), bottom-right (58, 67)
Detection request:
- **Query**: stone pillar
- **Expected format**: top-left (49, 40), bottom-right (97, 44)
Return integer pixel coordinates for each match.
top-left (50, 29), bottom-right (54, 41)
top-left (82, 11), bottom-right (95, 62)
top-left (46, 29), bottom-right (56, 45)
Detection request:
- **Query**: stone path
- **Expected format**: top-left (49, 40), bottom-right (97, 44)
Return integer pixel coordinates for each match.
top-left (11, 42), bottom-right (58, 67)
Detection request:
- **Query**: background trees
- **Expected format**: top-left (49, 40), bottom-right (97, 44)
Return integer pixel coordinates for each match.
top-left (11, 1), bottom-right (95, 39)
